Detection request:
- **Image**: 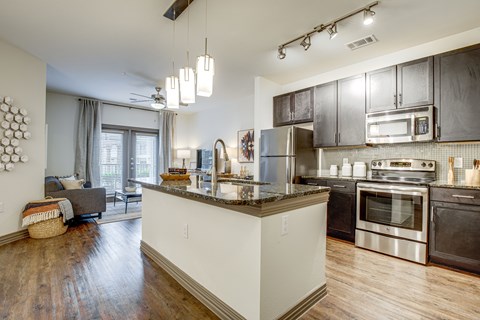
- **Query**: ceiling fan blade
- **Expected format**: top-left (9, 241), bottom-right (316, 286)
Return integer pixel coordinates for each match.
top-left (129, 98), bottom-right (153, 103)
top-left (130, 93), bottom-right (152, 99)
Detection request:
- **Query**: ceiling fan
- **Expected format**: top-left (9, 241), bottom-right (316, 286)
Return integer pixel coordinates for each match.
top-left (130, 86), bottom-right (187, 109)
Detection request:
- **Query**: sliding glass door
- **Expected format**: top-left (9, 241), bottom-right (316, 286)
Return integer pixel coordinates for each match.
top-left (100, 126), bottom-right (158, 194)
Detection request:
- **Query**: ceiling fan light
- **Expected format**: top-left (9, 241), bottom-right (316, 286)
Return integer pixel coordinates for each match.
top-left (179, 67), bottom-right (196, 104)
top-left (165, 76), bottom-right (180, 109)
top-left (363, 9), bottom-right (375, 25)
top-left (151, 102), bottom-right (165, 110)
top-left (196, 55), bottom-right (215, 97)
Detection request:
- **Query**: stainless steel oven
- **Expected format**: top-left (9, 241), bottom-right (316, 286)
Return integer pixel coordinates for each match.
top-left (355, 159), bottom-right (435, 264)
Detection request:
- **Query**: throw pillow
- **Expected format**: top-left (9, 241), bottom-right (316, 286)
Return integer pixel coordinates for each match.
top-left (56, 175), bottom-right (76, 181)
top-left (60, 179), bottom-right (85, 190)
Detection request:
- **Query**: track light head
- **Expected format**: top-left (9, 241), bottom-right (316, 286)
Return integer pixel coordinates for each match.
top-left (327, 24), bottom-right (338, 40)
top-left (300, 35), bottom-right (311, 51)
top-left (363, 8), bottom-right (375, 25)
top-left (277, 46), bottom-right (286, 59)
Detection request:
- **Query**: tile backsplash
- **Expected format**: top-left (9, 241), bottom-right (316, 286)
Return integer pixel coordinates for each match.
top-left (321, 142), bottom-right (480, 182)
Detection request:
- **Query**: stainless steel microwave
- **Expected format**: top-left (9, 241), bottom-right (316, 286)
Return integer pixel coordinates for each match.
top-left (365, 106), bottom-right (434, 144)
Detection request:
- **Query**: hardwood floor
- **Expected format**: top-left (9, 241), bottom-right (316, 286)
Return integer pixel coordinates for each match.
top-left (1, 220), bottom-right (479, 319)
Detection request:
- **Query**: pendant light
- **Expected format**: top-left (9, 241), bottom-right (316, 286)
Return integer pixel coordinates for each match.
top-left (179, 0), bottom-right (195, 104)
top-left (166, 9), bottom-right (180, 109)
top-left (196, 0), bottom-right (215, 97)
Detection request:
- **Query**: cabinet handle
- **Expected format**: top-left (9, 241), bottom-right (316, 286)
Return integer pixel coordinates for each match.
top-left (338, 132), bottom-right (341, 144)
top-left (452, 194), bottom-right (475, 199)
top-left (399, 93), bottom-right (403, 106)
top-left (431, 206), bottom-right (434, 222)
top-left (307, 182), bottom-right (318, 186)
top-left (333, 185), bottom-right (347, 188)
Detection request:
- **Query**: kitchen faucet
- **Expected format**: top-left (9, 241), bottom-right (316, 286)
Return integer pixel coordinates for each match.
top-left (212, 138), bottom-right (229, 183)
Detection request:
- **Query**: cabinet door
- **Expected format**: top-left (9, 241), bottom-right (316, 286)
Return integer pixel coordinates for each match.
top-left (313, 81), bottom-right (337, 147)
top-left (273, 94), bottom-right (293, 127)
top-left (327, 191), bottom-right (356, 242)
top-left (366, 66), bottom-right (396, 112)
top-left (338, 74), bottom-right (366, 146)
top-left (430, 201), bottom-right (480, 274)
top-left (434, 44), bottom-right (480, 142)
top-left (397, 57), bottom-right (433, 108)
top-left (293, 87), bottom-right (314, 123)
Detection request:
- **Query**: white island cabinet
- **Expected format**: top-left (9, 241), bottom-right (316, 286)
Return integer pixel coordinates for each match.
top-left (133, 178), bottom-right (329, 320)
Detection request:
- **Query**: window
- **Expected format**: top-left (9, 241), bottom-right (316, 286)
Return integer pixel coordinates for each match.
top-left (100, 126), bottom-right (158, 194)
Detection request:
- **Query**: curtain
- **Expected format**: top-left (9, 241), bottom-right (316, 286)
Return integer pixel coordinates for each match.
top-left (74, 99), bottom-right (102, 187)
top-left (158, 111), bottom-right (175, 173)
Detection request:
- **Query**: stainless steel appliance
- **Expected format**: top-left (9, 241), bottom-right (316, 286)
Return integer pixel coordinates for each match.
top-left (356, 159), bottom-right (436, 264)
top-left (260, 126), bottom-right (317, 184)
top-left (365, 105), bottom-right (434, 144)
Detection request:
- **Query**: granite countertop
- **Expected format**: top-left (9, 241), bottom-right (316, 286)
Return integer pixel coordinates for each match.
top-left (129, 178), bottom-right (329, 205)
top-left (302, 175), bottom-right (366, 182)
top-left (429, 180), bottom-right (480, 190)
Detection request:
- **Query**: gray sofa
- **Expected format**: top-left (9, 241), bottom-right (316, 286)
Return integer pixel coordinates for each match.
top-left (45, 176), bottom-right (106, 219)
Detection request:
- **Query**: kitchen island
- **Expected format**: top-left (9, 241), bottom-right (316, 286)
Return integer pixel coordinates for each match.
top-left (131, 178), bottom-right (329, 320)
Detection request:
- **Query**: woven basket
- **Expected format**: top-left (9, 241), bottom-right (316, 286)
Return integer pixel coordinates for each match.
top-left (28, 217), bottom-right (68, 239)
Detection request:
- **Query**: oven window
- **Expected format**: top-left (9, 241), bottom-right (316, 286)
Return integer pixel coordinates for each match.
top-left (359, 191), bottom-right (423, 231)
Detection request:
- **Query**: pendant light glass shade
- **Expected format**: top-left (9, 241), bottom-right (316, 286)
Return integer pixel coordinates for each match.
top-left (196, 54), bottom-right (215, 97)
top-left (151, 102), bottom-right (165, 110)
top-left (165, 76), bottom-right (180, 109)
top-left (179, 67), bottom-right (196, 103)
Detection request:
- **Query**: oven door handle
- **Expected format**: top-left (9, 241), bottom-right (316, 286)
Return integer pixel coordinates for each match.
top-left (357, 184), bottom-right (428, 196)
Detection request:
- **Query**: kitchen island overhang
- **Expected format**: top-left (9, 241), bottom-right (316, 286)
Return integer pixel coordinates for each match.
top-left (133, 179), bottom-right (330, 320)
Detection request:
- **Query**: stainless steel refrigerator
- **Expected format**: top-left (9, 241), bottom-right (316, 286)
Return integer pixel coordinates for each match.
top-left (260, 126), bottom-right (317, 184)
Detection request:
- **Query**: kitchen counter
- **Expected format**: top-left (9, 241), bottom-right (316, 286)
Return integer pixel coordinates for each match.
top-left (429, 180), bottom-right (480, 190)
top-left (131, 178), bottom-right (329, 213)
top-left (134, 177), bottom-right (329, 319)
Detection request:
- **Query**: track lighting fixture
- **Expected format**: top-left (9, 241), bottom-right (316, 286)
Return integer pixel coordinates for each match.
top-left (277, 46), bottom-right (286, 59)
top-left (276, 1), bottom-right (379, 59)
top-left (300, 36), bottom-right (311, 51)
top-left (363, 9), bottom-right (375, 25)
top-left (327, 24), bottom-right (338, 40)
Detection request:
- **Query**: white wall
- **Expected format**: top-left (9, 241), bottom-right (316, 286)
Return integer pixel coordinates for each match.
top-left (253, 26), bottom-right (480, 177)
top-left (46, 92), bottom-right (161, 176)
top-left (175, 95), bottom-right (255, 174)
top-left (0, 39), bottom-right (46, 237)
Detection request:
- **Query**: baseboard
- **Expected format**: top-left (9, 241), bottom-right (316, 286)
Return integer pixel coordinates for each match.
top-left (0, 229), bottom-right (29, 246)
top-left (278, 284), bottom-right (327, 320)
top-left (140, 241), bottom-right (245, 320)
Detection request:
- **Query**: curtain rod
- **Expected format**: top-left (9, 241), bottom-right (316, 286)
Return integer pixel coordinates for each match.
top-left (77, 98), bottom-right (177, 115)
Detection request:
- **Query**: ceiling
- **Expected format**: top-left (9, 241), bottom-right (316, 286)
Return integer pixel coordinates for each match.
top-left (0, 0), bottom-right (479, 113)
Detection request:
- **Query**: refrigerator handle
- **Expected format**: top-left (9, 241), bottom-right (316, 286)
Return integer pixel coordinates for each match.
top-left (286, 157), bottom-right (290, 184)
top-left (286, 126), bottom-right (292, 156)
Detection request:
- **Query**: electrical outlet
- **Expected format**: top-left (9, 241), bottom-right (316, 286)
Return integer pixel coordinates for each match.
top-left (454, 157), bottom-right (463, 168)
top-left (183, 224), bottom-right (189, 239)
top-left (0, 202), bottom-right (3, 213)
top-left (281, 215), bottom-right (289, 236)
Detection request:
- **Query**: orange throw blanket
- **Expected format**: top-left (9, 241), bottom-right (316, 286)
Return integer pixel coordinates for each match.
top-left (22, 203), bottom-right (61, 227)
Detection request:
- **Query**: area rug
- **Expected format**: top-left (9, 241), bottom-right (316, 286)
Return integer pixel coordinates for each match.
top-left (94, 202), bottom-right (142, 225)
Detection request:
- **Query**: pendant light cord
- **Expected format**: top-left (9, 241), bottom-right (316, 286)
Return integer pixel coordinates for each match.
top-left (172, 9), bottom-right (176, 75)
top-left (204, 0), bottom-right (208, 55)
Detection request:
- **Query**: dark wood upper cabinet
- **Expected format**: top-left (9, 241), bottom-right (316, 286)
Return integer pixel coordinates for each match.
top-left (397, 57), bottom-right (433, 108)
top-left (273, 87), bottom-right (314, 127)
top-left (337, 74), bottom-right (366, 146)
top-left (366, 66), bottom-right (396, 112)
top-left (313, 81), bottom-right (337, 147)
top-left (366, 57), bottom-right (433, 113)
top-left (434, 44), bottom-right (480, 142)
top-left (273, 93), bottom-right (293, 127)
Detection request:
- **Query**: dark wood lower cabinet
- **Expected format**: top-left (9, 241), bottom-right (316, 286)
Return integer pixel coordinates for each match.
top-left (302, 178), bottom-right (356, 242)
top-left (429, 187), bottom-right (480, 274)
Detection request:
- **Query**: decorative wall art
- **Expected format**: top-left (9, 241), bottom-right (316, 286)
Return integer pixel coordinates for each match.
top-left (238, 129), bottom-right (254, 163)
top-left (0, 96), bottom-right (30, 173)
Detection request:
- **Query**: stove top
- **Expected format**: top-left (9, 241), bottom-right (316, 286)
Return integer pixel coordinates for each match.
top-left (369, 158), bottom-right (436, 185)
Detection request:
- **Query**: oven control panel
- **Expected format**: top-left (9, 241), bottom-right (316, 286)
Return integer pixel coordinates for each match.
top-left (371, 159), bottom-right (436, 171)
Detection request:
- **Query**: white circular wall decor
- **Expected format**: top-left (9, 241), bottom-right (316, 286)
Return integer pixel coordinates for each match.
top-left (0, 95), bottom-right (31, 173)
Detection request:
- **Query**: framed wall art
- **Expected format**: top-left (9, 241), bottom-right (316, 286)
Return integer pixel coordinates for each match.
top-left (237, 129), bottom-right (254, 163)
